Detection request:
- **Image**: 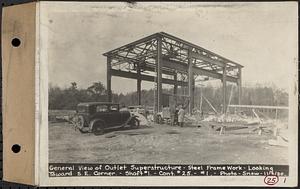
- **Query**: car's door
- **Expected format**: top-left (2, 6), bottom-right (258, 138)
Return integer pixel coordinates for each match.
top-left (93, 104), bottom-right (110, 127)
top-left (109, 104), bottom-right (122, 126)
top-left (119, 106), bottom-right (131, 124)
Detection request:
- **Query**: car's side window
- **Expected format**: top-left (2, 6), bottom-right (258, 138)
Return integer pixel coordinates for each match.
top-left (96, 105), bottom-right (108, 112)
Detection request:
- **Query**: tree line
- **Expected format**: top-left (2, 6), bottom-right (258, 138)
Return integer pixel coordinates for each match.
top-left (49, 81), bottom-right (288, 112)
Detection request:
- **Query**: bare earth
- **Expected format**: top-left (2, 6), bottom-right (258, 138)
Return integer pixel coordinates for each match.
top-left (49, 122), bottom-right (288, 164)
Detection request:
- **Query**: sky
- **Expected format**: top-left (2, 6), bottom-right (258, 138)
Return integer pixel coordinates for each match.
top-left (42, 2), bottom-right (298, 94)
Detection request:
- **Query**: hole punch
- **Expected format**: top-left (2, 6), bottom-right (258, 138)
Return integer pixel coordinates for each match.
top-left (11, 38), bottom-right (21, 47)
top-left (11, 144), bottom-right (21, 153)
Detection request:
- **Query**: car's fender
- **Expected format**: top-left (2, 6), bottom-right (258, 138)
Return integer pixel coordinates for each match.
top-left (128, 116), bottom-right (140, 128)
top-left (129, 114), bottom-right (139, 122)
top-left (131, 114), bottom-right (139, 119)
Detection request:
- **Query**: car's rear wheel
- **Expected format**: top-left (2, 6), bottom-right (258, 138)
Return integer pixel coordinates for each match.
top-left (130, 117), bottom-right (140, 129)
top-left (92, 121), bottom-right (105, 135)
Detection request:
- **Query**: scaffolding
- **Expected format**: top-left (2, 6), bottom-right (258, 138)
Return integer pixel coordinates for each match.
top-left (103, 32), bottom-right (243, 115)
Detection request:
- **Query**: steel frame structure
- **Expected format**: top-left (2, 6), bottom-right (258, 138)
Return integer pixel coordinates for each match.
top-left (103, 32), bottom-right (243, 114)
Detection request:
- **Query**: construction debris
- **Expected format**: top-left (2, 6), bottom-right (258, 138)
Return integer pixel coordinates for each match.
top-left (49, 110), bottom-right (76, 123)
top-left (268, 122), bottom-right (288, 147)
top-left (268, 136), bottom-right (288, 147)
top-left (202, 113), bottom-right (260, 125)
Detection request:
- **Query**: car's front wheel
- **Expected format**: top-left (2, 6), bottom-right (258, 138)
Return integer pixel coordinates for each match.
top-left (92, 120), bottom-right (105, 135)
top-left (130, 117), bottom-right (140, 129)
top-left (76, 115), bottom-right (87, 133)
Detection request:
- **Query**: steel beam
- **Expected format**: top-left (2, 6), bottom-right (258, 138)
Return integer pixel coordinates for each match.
top-left (111, 54), bottom-right (176, 76)
top-left (143, 64), bottom-right (175, 76)
top-left (103, 33), bottom-right (158, 56)
top-left (159, 32), bottom-right (243, 68)
top-left (222, 65), bottom-right (227, 114)
top-left (162, 58), bottom-right (187, 72)
top-left (107, 57), bottom-right (112, 102)
top-left (190, 52), bottom-right (225, 68)
top-left (188, 49), bottom-right (194, 114)
top-left (137, 62), bottom-right (142, 105)
top-left (173, 73), bottom-right (178, 106)
top-left (173, 73), bottom-right (178, 95)
top-left (161, 59), bottom-right (238, 83)
top-left (156, 37), bottom-right (163, 112)
top-left (110, 69), bottom-right (188, 86)
top-left (237, 67), bottom-right (242, 105)
top-left (111, 53), bottom-right (153, 64)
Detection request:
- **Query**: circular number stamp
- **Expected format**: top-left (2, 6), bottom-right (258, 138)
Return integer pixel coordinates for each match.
top-left (264, 175), bottom-right (279, 185)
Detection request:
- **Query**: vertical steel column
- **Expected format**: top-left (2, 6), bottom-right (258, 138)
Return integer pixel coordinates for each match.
top-left (156, 36), bottom-right (163, 112)
top-left (237, 67), bottom-right (242, 105)
top-left (222, 64), bottom-right (227, 114)
top-left (137, 62), bottom-right (142, 105)
top-left (173, 72), bottom-right (178, 107)
top-left (173, 73), bottom-right (178, 95)
top-left (188, 49), bottom-right (194, 114)
top-left (107, 56), bottom-right (112, 102)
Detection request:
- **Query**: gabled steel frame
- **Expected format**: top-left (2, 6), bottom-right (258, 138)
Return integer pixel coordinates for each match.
top-left (103, 32), bottom-right (243, 114)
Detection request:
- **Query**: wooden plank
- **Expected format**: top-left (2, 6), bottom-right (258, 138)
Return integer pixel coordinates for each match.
top-left (202, 95), bottom-right (219, 114)
top-left (228, 104), bottom-right (289, 110)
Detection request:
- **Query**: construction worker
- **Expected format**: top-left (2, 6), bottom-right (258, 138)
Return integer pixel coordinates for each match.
top-left (171, 105), bottom-right (179, 126)
top-left (178, 105), bottom-right (185, 127)
top-left (178, 99), bottom-right (189, 127)
top-left (174, 106), bottom-right (179, 126)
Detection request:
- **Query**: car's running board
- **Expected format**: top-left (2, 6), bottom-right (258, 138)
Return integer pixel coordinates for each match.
top-left (104, 124), bottom-right (128, 130)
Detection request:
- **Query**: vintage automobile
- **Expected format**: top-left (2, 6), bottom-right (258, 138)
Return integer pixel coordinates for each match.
top-left (73, 102), bottom-right (140, 135)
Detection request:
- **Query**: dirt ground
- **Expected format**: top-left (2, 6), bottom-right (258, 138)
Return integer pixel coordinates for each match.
top-left (49, 122), bottom-right (288, 164)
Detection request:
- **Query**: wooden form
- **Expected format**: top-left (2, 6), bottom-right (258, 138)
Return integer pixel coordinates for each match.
top-left (103, 32), bottom-right (243, 115)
